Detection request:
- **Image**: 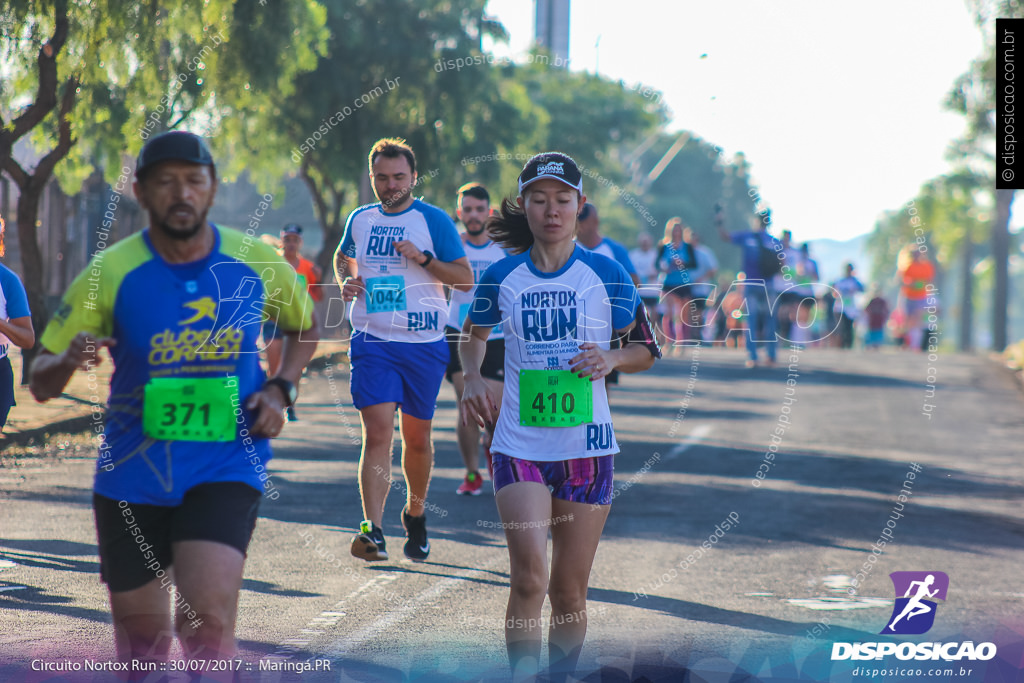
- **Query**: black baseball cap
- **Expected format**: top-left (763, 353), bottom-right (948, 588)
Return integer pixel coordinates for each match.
top-left (281, 223), bottom-right (303, 235)
top-left (517, 152), bottom-right (583, 195)
top-left (135, 131), bottom-right (214, 179)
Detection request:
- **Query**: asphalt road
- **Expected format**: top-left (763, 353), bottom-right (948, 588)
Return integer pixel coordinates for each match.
top-left (2, 347), bottom-right (1023, 682)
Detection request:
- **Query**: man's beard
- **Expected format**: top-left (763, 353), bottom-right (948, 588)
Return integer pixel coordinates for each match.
top-left (464, 220), bottom-right (486, 236)
top-left (381, 188), bottom-right (412, 209)
top-left (155, 203), bottom-right (208, 241)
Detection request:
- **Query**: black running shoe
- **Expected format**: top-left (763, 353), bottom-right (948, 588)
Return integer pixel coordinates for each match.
top-left (351, 520), bottom-right (388, 561)
top-left (286, 406), bottom-right (298, 422)
top-left (402, 507), bottom-right (430, 561)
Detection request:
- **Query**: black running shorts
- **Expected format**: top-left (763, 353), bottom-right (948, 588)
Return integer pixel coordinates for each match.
top-left (93, 482), bottom-right (262, 592)
top-left (445, 326), bottom-right (505, 383)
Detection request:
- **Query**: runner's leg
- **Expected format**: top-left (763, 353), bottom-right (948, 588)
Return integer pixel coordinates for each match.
top-left (399, 411), bottom-right (434, 517)
top-left (172, 540), bottom-right (245, 662)
top-left (495, 481), bottom-right (553, 683)
top-left (109, 582), bottom-right (174, 666)
top-left (547, 498), bottom-right (610, 681)
top-left (359, 402), bottom-right (398, 526)
top-left (450, 371), bottom-right (481, 476)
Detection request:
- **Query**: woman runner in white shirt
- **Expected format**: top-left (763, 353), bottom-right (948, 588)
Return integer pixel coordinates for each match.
top-left (460, 152), bottom-right (659, 682)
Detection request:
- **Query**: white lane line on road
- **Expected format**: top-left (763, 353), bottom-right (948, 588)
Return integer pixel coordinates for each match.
top-left (325, 556), bottom-right (506, 660)
top-left (267, 572), bottom-right (403, 661)
top-left (268, 557), bottom-right (505, 663)
top-left (665, 424), bottom-right (712, 460)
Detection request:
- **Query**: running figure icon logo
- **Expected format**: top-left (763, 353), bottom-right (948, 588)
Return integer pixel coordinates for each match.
top-left (881, 571), bottom-right (949, 635)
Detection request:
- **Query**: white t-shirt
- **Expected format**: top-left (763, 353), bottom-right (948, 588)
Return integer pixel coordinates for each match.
top-left (773, 246), bottom-right (800, 291)
top-left (689, 244), bottom-right (719, 298)
top-left (339, 199), bottom-right (465, 342)
top-left (470, 245), bottom-right (639, 462)
top-left (446, 238), bottom-right (508, 339)
top-left (579, 237), bottom-right (636, 277)
top-left (628, 247), bottom-right (659, 285)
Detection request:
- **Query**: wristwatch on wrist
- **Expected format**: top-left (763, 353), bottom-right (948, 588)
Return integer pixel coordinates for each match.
top-left (419, 250), bottom-right (434, 267)
top-left (263, 377), bottom-right (297, 407)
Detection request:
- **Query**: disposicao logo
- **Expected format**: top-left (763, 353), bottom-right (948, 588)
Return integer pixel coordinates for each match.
top-left (831, 571), bottom-right (997, 662)
top-left (882, 570), bottom-right (948, 635)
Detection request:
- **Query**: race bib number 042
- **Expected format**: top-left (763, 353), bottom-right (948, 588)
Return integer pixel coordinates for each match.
top-left (519, 369), bottom-right (593, 427)
top-left (143, 376), bottom-right (239, 442)
top-left (364, 275), bottom-right (407, 314)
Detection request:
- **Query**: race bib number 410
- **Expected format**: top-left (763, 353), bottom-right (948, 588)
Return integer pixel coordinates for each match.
top-left (143, 376), bottom-right (239, 442)
top-left (519, 370), bottom-right (593, 427)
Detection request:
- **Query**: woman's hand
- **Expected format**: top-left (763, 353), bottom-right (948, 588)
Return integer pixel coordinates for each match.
top-left (569, 342), bottom-right (619, 382)
top-left (461, 374), bottom-right (499, 428)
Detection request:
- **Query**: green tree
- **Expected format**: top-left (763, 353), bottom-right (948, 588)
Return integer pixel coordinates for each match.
top-left (0, 0), bottom-right (325, 377)
top-left (222, 0), bottom-right (541, 281)
top-left (638, 133), bottom-right (758, 274)
top-left (946, 0), bottom-right (1024, 350)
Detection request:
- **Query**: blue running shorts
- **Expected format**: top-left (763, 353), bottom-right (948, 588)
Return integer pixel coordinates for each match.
top-left (349, 332), bottom-right (449, 420)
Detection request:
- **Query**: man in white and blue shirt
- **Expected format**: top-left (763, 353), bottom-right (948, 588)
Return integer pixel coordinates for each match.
top-left (335, 138), bottom-right (472, 562)
top-left (444, 183), bottom-right (508, 496)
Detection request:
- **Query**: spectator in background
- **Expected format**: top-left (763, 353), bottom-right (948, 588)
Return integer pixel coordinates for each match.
top-left (897, 246), bottom-right (935, 352)
top-left (716, 207), bottom-right (782, 367)
top-left (576, 203), bottom-right (639, 286)
top-left (789, 243), bottom-right (820, 346)
top-left (576, 202), bottom-right (638, 386)
top-left (833, 263), bottom-right (865, 349)
top-left (773, 230), bottom-right (801, 342)
top-left (683, 227), bottom-right (718, 344)
top-left (0, 219), bottom-right (35, 432)
top-left (820, 286), bottom-right (838, 348)
top-left (864, 287), bottom-right (890, 350)
top-left (629, 232), bottom-right (661, 318)
top-left (266, 223), bottom-right (322, 421)
top-left (721, 272), bottom-right (747, 348)
top-left (657, 217), bottom-right (697, 350)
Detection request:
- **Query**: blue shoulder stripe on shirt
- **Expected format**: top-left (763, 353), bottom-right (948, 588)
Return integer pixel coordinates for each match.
top-left (339, 202), bottom-right (383, 258)
top-left (576, 249), bottom-right (639, 330)
top-left (469, 252), bottom-right (529, 327)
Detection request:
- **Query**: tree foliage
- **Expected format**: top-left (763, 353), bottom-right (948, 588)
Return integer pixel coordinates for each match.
top-left (0, 0), bottom-right (325, 376)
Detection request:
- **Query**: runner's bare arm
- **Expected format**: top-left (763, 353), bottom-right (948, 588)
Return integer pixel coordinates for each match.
top-left (0, 316), bottom-right (35, 349)
top-left (333, 244), bottom-right (357, 283)
top-left (459, 320), bottom-right (497, 427)
top-left (334, 254), bottom-right (364, 302)
top-left (29, 333), bottom-right (116, 402)
top-left (392, 240), bottom-right (474, 292)
top-left (248, 313), bottom-right (319, 437)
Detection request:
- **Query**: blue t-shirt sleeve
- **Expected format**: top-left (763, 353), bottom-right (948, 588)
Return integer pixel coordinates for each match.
top-left (0, 267), bottom-right (30, 318)
top-left (609, 241), bottom-right (637, 275)
top-left (730, 231), bottom-right (751, 246)
top-left (339, 211), bottom-right (357, 258)
top-left (590, 255), bottom-right (639, 330)
top-left (424, 206), bottom-right (466, 262)
top-left (468, 265), bottom-right (502, 327)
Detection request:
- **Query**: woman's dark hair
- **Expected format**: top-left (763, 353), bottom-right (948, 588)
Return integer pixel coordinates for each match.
top-left (486, 196), bottom-right (533, 254)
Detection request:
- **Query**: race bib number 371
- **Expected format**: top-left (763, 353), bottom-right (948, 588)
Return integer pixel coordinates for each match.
top-left (143, 376), bottom-right (239, 442)
top-left (519, 369), bottom-right (593, 427)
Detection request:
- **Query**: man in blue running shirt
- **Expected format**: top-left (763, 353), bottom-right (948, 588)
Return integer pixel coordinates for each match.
top-left (30, 131), bottom-right (318, 667)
